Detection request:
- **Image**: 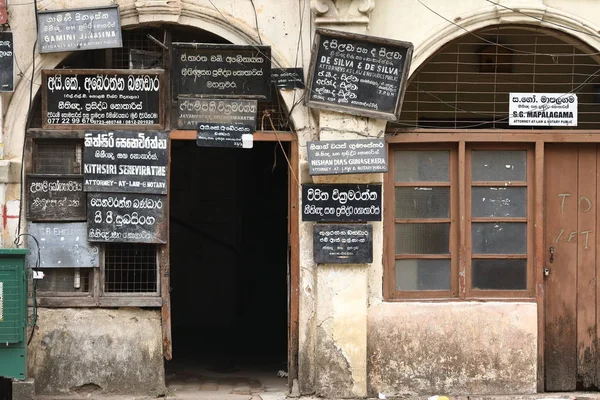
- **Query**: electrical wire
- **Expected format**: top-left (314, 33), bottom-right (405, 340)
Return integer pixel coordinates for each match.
top-left (417, 0), bottom-right (600, 58)
top-left (484, 0), bottom-right (600, 40)
top-left (249, 0), bottom-right (263, 45)
top-left (14, 233), bottom-right (40, 346)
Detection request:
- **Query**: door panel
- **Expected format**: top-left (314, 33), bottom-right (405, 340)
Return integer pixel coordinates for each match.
top-left (544, 144), bottom-right (598, 391)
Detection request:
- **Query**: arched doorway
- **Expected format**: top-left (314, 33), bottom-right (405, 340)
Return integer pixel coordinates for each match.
top-left (386, 24), bottom-right (600, 391)
top-left (24, 23), bottom-right (296, 395)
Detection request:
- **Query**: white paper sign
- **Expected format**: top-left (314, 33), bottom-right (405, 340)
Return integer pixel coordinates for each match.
top-left (509, 93), bottom-right (577, 127)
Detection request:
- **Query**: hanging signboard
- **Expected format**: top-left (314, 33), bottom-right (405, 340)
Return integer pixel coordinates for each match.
top-left (272, 68), bottom-right (305, 89)
top-left (172, 43), bottom-right (271, 100)
top-left (0, 32), bottom-right (13, 92)
top-left (26, 175), bottom-right (86, 221)
top-left (41, 69), bottom-right (164, 129)
top-left (177, 98), bottom-right (257, 130)
top-left (37, 5), bottom-right (122, 53)
top-left (196, 123), bottom-right (254, 149)
top-left (302, 184), bottom-right (382, 222)
top-left (307, 138), bottom-right (387, 175)
top-left (27, 222), bottom-right (100, 268)
top-left (305, 29), bottom-right (413, 121)
top-left (313, 224), bottom-right (373, 264)
top-left (83, 131), bottom-right (168, 194)
top-left (509, 92), bottom-right (578, 126)
top-left (87, 192), bottom-right (167, 243)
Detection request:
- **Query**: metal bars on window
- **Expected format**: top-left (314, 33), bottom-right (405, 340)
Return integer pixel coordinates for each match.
top-left (392, 25), bottom-right (600, 130)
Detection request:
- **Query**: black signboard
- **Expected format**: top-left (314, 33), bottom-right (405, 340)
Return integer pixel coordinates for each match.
top-left (172, 43), bottom-right (271, 100)
top-left (26, 175), bottom-right (86, 221)
top-left (306, 29), bottom-right (413, 121)
top-left (177, 98), bottom-right (257, 130)
top-left (272, 68), bottom-right (305, 89)
top-left (313, 224), bottom-right (373, 264)
top-left (197, 123), bottom-right (254, 149)
top-left (0, 32), bottom-right (13, 92)
top-left (37, 6), bottom-right (122, 54)
top-left (302, 184), bottom-right (381, 222)
top-left (307, 138), bottom-right (388, 175)
top-left (87, 193), bottom-right (166, 243)
top-left (83, 131), bottom-right (168, 194)
top-left (27, 222), bottom-right (99, 268)
top-left (42, 69), bottom-right (164, 129)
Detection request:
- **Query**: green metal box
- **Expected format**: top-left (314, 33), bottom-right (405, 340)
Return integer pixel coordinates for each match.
top-left (0, 249), bottom-right (29, 380)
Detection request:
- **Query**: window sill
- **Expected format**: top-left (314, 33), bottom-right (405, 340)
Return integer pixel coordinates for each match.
top-left (36, 296), bottom-right (163, 308)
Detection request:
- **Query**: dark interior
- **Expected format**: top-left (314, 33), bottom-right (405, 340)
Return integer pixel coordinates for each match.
top-left (167, 140), bottom-right (289, 373)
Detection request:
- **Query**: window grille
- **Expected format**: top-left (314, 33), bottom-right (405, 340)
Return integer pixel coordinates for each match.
top-left (393, 25), bottom-right (600, 130)
top-left (104, 243), bottom-right (158, 293)
top-left (34, 141), bottom-right (82, 174)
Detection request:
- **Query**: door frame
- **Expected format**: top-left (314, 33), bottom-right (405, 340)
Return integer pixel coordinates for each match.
top-left (163, 129), bottom-right (300, 386)
top-left (386, 129), bottom-right (600, 392)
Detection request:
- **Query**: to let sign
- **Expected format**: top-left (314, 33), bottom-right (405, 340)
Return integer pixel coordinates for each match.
top-left (172, 43), bottom-right (271, 100)
top-left (306, 29), bottom-right (413, 121)
top-left (509, 92), bottom-right (578, 126)
top-left (302, 184), bottom-right (382, 222)
top-left (307, 138), bottom-right (387, 175)
top-left (83, 131), bottom-right (168, 194)
top-left (87, 193), bottom-right (167, 243)
top-left (37, 6), bottom-right (122, 53)
top-left (313, 224), bottom-right (373, 264)
top-left (42, 69), bottom-right (164, 129)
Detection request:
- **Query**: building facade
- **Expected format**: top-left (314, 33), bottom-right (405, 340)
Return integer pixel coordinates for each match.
top-left (1, 0), bottom-right (600, 396)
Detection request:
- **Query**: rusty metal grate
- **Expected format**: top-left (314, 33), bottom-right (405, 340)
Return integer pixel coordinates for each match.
top-left (34, 141), bottom-right (82, 174)
top-left (392, 25), bottom-right (600, 130)
top-left (104, 243), bottom-right (158, 293)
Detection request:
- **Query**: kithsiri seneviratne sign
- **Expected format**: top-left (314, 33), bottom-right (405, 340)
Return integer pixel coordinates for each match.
top-left (307, 139), bottom-right (387, 175)
top-left (37, 6), bottom-right (122, 53)
top-left (83, 131), bottom-right (168, 194)
top-left (509, 92), bottom-right (577, 126)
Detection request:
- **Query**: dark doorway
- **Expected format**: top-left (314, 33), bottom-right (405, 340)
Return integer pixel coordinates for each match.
top-left (167, 140), bottom-right (289, 392)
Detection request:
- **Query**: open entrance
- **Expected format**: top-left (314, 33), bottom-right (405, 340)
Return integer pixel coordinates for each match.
top-left (167, 139), bottom-right (290, 394)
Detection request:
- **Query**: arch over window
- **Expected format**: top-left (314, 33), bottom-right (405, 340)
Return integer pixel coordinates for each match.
top-left (393, 25), bottom-right (600, 130)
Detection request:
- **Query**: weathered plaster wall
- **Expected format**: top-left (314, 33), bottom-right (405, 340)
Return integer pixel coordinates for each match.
top-left (27, 308), bottom-right (165, 396)
top-left (367, 302), bottom-right (537, 397)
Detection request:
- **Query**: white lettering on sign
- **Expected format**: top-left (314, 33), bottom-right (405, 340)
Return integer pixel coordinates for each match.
top-left (0, 281), bottom-right (3, 321)
top-left (509, 93), bottom-right (577, 126)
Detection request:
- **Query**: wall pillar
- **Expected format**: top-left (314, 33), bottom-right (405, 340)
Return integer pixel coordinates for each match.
top-left (313, 108), bottom-right (385, 398)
